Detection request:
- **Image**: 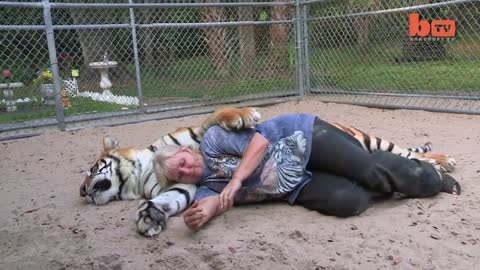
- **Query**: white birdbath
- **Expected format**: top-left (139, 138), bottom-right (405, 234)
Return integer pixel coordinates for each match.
top-left (0, 82), bottom-right (24, 112)
top-left (89, 56), bottom-right (118, 93)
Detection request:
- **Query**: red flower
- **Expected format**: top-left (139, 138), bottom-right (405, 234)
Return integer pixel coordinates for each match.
top-left (3, 70), bottom-right (12, 79)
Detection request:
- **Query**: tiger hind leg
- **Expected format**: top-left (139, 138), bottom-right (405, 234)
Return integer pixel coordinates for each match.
top-left (328, 123), bottom-right (456, 173)
top-left (415, 153), bottom-right (456, 173)
top-left (407, 142), bottom-right (456, 172)
top-left (318, 121), bottom-right (460, 195)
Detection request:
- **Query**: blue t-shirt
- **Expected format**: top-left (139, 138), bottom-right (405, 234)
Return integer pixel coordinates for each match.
top-left (194, 113), bottom-right (316, 204)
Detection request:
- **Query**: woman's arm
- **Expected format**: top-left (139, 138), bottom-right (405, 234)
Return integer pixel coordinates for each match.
top-left (219, 132), bottom-right (269, 210)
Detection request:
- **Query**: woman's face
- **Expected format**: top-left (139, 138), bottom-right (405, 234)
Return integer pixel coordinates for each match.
top-left (167, 149), bottom-right (204, 184)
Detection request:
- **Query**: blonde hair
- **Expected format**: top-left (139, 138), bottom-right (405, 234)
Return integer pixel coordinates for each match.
top-left (153, 145), bottom-right (199, 186)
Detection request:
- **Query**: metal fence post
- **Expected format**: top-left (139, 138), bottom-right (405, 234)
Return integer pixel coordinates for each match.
top-left (302, 2), bottom-right (310, 95)
top-left (129, 0), bottom-right (145, 112)
top-left (42, 0), bottom-right (65, 130)
top-left (295, 0), bottom-right (306, 98)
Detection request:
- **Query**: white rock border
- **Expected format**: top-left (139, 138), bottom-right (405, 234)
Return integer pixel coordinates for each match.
top-left (1, 90), bottom-right (138, 107)
top-left (78, 90), bottom-right (139, 106)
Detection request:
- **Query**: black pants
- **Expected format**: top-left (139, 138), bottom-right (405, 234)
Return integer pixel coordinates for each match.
top-left (295, 118), bottom-right (443, 217)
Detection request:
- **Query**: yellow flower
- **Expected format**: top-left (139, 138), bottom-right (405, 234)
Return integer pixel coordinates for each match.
top-left (41, 70), bottom-right (53, 82)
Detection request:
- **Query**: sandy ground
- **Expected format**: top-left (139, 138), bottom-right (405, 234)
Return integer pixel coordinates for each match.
top-left (1, 99), bottom-right (480, 270)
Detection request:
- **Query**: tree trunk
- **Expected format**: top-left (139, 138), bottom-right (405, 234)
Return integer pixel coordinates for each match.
top-left (137, 1), bottom-right (171, 72)
top-left (69, 8), bottom-right (113, 67)
top-left (353, 0), bottom-right (383, 50)
top-left (355, 16), bottom-right (370, 50)
top-left (198, 0), bottom-right (230, 75)
top-left (238, 1), bottom-right (256, 74)
top-left (269, 0), bottom-right (291, 73)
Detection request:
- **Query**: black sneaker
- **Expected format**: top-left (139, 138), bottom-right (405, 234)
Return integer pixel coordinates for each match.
top-left (440, 173), bottom-right (461, 195)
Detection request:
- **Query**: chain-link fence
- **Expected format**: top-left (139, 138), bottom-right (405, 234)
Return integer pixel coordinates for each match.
top-left (1, 0), bottom-right (479, 137)
top-left (307, 0), bottom-right (480, 113)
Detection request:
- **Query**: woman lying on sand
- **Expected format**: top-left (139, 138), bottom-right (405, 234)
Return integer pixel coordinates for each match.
top-left (154, 113), bottom-right (460, 230)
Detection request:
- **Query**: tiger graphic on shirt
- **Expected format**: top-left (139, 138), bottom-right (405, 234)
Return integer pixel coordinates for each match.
top-left (232, 131), bottom-right (308, 203)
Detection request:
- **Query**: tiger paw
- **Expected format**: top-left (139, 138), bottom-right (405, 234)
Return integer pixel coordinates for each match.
top-left (136, 200), bottom-right (169, 237)
top-left (445, 157), bottom-right (456, 172)
top-left (434, 156), bottom-right (456, 173)
top-left (422, 154), bottom-right (456, 173)
top-left (240, 107), bottom-right (262, 128)
top-left (215, 107), bottom-right (261, 131)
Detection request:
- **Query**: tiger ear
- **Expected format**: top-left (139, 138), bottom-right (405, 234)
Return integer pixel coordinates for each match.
top-left (103, 136), bottom-right (119, 151)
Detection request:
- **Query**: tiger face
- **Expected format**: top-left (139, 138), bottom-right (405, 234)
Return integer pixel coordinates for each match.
top-left (80, 137), bottom-right (138, 205)
top-left (80, 156), bottom-right (121, 205)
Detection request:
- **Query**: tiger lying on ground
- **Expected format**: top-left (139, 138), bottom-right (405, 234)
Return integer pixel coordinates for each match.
top-left (79, 107), bottom-right (456, 237)
top-left (80, 106), bottom-right (262, 235)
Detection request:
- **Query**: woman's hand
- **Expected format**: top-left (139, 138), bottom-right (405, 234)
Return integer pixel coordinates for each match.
top-left (183, 197), bottom-right (221, 231)
top-left (219, 178), bottom-right (242, 210)
top-left (183, 201), bottom-right (210, 230)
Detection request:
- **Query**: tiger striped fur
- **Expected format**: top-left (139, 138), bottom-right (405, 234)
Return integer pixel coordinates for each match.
top-left (332, 123), bottom-right (455, 172)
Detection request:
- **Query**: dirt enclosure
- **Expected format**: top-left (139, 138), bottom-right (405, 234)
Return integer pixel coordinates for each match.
top-left (1, 100), bottom-right (479, 270)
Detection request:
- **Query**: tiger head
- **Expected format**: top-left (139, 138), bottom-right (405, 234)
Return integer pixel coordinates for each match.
top-left (80, 136), bottom-right (139, 205)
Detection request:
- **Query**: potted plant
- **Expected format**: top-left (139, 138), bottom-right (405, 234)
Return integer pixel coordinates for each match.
top-left (33, 69), bottom-right (56, 105)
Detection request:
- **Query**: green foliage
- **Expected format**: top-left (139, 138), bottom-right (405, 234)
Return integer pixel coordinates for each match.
top-left (116, 56), bottom-right (295, 100)
top-left (259, 10), bottom-right (269, 21)
top-left (32, 70), bottom-right (53, 85)
top-left (0, 97), bottom-right (129, 124)
top-left (310, 37), bottom-right (480, 92)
